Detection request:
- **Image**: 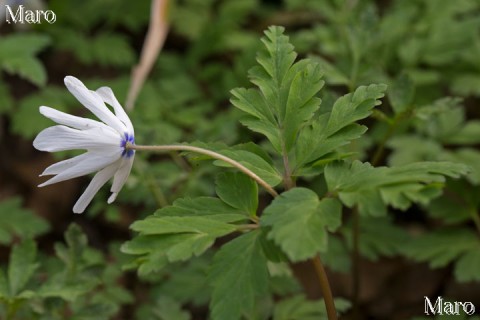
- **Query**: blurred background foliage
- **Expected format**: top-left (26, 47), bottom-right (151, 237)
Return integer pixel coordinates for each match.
top-left (1, 0), bottom-right (480, 319)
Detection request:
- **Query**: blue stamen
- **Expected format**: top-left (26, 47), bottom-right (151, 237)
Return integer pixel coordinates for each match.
top-left (121, 132), bottom-right (135, 158)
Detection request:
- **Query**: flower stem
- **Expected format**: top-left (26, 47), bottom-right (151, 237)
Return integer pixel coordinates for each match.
top-left (313, 255), bottom-right (338, 320)
top-left (127, 144), bottom-right (279, 198)
top-left (129, 143), bottom-right (337, 319)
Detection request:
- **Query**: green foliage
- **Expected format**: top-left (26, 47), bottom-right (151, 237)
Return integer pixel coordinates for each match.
top-left (404, 229), bottom-right (480, 282)
top-left (0, 224), bottom-right (132, 319)
top-left (325, 160), bottom-right (468, 216)
top-left (0, 34), bottom-right (50, 86)
top-left (0, 198), bottom-right (50, 245)
top-left (262, 188), bottom-right (341, 262)
top-left (273, 295), bottom-right (351, 320)
top-left (4, 0), bottom-right (480, 318)
top-left (209, 230), bottom-right (269, 320)
top-left (136, 296), bottom-right (191, 320)
top-left (231, 26), bottom-right (324, 153)
top-left (343, 217), bottom-right (408, 261)
top-left (295, 83), bottom-right (386, 171)
top-left (215, 172), bottom-right (258, 217)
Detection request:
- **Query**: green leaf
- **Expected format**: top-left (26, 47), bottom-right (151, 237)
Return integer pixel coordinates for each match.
top-left (55, 224), bottom-right (88, 279)
top-left (130, 216), bottom-right (236, 262)
top-left (261, 188), bottom-right (342, 261)
top-left (131, 216), bottom-right (236, 237)
top-left (158, 255), bottom-right (212, 306)
top-left (321, 236), bottom-right (351, 273)
top-left (215, 172), bottom-right (258, 216)
top-left (123, 214), bottom-right (239, 275)
top-left (427, 179), bottom-right (479, 224)
top-left (325, 160), bottom-right (468, 216)
top-left (8, 239), bottom-right (38, 296)
top-left (455, 246), bottom-right (480, 282)
top-left (209, 230), bottom-right (269, 320)
top-left (404, 229), bottom-right (478, 268)
top-left (231, 26), bottom-right (324, 153)
top-left (156, 197), bottom-right (247, 223)
top-left (388, 73), bottom-right (414, 114)
top-left (0, 34), bottom-right (50, 86)
top-left (273, 294), bottom-right (351, 320)
top-left (343, 217), bottom-right (409, 261)
top-left (214, 149), bottom-right (283, 186)
top-left (151, 296), bottom-right (191, 320)
top-left (0, 197), bottom-right (50, 245)
top-left (295, 84), bottom-right (387, 169)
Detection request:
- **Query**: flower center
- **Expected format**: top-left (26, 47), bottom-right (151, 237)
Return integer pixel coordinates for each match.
top-left (121, 133), bottom-right (135, 158)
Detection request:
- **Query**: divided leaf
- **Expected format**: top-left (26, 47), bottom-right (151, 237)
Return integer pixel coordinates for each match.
top-left (126, 216), bottom-right (236, 265)
top-left (325, 160), bottom-right (468, 216)
top-left (0, 34), bottom-right (50, 86)
top-left (295, 84), bottom-right (387, 169)
top-left (209, 230), bottom-right (269, 320)
top-left (404, 228), bottom-right (480, 283)
top-left (0, 197), bottom-right (50, 245)
top-left (8, 239), bottom-right (38, 296)
top-left (231, 26), bottom-right (324, 153)
top-left (261, 188), bottom-right (342, 261)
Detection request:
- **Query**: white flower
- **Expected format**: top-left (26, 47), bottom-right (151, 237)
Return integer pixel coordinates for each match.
top-left (33, 76), bottom-right (135, 214)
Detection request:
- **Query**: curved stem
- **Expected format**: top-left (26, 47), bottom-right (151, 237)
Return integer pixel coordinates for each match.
top-left (127, 143), bottom-right (279, 198)
top-left (313, 255), bottom-right (338, 320)
top-left (129, 143), bottom-right (337, 319)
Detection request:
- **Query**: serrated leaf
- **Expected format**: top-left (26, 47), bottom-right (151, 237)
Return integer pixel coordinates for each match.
top-left (261, 188), bottom-right (342, 261)
top-left (454, 247), bottom-right (480, 282)
top-left (404, 229), bottom-right (478, 268)
top-left (325, 160), bottom-right (468, 216)
top-left (427, 179), bottom-right (479, 224)
top-left (0, 34), bottom-right (50, 86)
top-left (38, 277), bottom-right (97, 301)
top-left (231, 26), bottom-right (324, 153)
top-left (156, 197), bottom-right (247, 223)
top-left (209, 230), bottom-right (269, 320)
top-left (130, 216), bottom-right (236, 263)
top-left (8, 239), bottom-right (38, 296)
top-left (295, 84), bottom-right (387, 169)
top-left (215, 172), bottom-right (258, 216)
top-left (0, 197), bottom-right (50, 245)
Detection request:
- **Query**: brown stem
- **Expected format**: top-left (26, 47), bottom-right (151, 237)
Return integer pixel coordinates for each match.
top-left (313, 255), bottom-right (338, 320)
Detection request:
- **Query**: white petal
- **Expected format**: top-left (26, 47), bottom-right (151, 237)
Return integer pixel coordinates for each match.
top-left (73, 161), bottom-right (120, 214)
top-left (39, 149), bottom-right (123, 187)
top-left (64, 76), bottom-right (127, 135)
top-left (39, 106), bottom-right (108, 131)
top-left (41, 152), bottom-right (92, 176)
top-left (33, 125), bottom-right (120, 152)
top-left (96, 87), bottom-right (134, 134)
top-left (107, 155), bottom-right (135, 204)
